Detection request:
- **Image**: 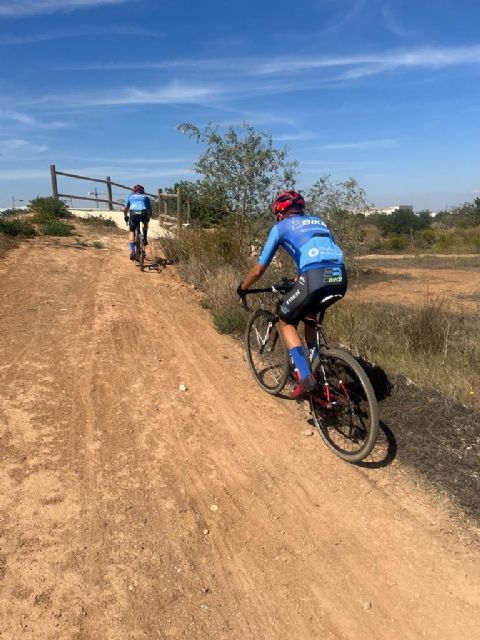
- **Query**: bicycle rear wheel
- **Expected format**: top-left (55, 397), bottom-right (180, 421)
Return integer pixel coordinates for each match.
top-left (138, 233), bottom-right (144, 271)
top-left (134, 228), bottom-right (144, 271)
top-left (245, 309), bottom-right (290, 395)
top-left (310, 348), bottom-right (379, 462)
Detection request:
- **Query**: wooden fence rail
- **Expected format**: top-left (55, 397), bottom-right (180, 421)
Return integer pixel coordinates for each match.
top-left (50, 164), bottom-right (190, 233)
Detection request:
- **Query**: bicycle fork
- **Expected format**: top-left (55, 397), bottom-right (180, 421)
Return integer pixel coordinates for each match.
top-left (254, 321), bottom-right (277, 354)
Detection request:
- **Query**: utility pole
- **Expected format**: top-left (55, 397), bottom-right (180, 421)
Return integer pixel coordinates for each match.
top-left (11, 196), bottom-right (24, 211)
top-left (88, 187), bottom-right (100, 208)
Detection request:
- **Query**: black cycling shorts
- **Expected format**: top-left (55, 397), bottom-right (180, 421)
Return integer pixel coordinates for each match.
top-left (128, 211), bottom-right (149, 232)
top-left (278, 266), bottom-right (347, 324)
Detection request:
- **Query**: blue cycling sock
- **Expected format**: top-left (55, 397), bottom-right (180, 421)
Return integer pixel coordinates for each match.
top-left (129, 242), bottom-right (135, 252)
top-left (289, 346), bottom-right (311, 381)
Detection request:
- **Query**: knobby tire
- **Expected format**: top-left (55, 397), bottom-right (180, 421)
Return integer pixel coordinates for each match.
top-left (310, 347), bottom-right (379, 462)
top-left (245, 309), bottom-right (290, 395)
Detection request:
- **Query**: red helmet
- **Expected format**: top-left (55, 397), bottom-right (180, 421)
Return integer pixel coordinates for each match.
top-left (273, 190), bottom-right (305, 220)
top-left (133, 184), bottom-right (144, 193)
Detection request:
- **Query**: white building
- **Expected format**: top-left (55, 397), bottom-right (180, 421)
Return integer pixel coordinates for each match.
top-left (364, 205), bottom-right (413, 217)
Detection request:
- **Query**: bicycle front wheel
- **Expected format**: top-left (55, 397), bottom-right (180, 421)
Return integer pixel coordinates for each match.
top-left (310, 348), bottom-right (379, 462)
top-left (245, 309), bottom-right (290, 395)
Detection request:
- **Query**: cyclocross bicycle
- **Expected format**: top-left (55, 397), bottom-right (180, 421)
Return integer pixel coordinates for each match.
top-left (242, 279), bottom-right (379, 463)
top-left (126, 215), bottom-right (146, 271)
top-left (133, 221), bottom-right (146, 271)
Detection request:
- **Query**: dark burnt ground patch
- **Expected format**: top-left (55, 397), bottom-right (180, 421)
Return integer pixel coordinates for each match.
top-left (459, 291), bottom-right (480, 303)
top-left (359, 255), bottom-right (480, 271)
top-left (366, 366), bottom-right (480, 522)
top-left (350, 266), bottom-right (412, 288)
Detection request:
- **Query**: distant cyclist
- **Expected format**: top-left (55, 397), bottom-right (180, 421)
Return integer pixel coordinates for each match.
top-left (124, 184), bottom-right (152, 260)
top-left (237, 190), bottom-right (347, 399)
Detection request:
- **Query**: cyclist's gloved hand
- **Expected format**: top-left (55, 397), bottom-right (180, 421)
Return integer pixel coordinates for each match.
top-left (236, 284), bottom-right (246, 298)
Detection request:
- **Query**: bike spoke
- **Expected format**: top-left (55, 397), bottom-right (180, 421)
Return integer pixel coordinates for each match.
top-left (310, 350), bottom-right (378, 460)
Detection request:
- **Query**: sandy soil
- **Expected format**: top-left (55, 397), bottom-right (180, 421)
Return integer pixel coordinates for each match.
top-left (354, 266), bottom-right (480, 312)
top-left (0, 229), bottom-right (479, 639)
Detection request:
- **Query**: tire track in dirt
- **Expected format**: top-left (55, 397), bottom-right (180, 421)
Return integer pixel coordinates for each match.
top-left (0, 229), bottom-right (479, 639)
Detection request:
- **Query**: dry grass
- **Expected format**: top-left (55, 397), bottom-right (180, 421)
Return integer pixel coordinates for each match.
top-left (325, 297), bottom-right (479, 408)
top-left (156, 229), bottom-right (253, 334)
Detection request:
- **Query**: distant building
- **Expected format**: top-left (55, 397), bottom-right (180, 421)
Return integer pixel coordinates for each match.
top-left (364, 205), bottom-right (413, 217)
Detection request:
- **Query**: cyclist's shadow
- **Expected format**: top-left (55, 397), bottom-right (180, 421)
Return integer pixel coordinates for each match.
top-left (351, 360), bottom-right (397, 469)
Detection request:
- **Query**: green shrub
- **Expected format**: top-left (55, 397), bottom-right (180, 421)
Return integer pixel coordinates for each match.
top-left (419, 228), bottom-right (435, 245)
top-left (386, 235), bottom-right (408, 251)
top-left (41, 220), bottom-right (74, 236)
top-left (213, 309), bottom-right (247, 334)
top-left (29, 197), bottom-right (71, 220)
top-left (92, 240), bottom-right (105, 249)
top-left (0, 218), bottom-right (37, 237)
top-left (79, 215), bottom-right (116, 227)
top-left (0, 208), bottom-right (19, 217)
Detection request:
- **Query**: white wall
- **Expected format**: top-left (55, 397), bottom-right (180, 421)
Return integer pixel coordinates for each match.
top-left (68, 208), bottom-right (176, 239)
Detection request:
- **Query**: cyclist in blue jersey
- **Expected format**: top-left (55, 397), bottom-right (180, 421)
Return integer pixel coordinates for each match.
top-left (124, 184), bottom-right (152, 260)
top-left (237, 190), bottom-right (347, 399)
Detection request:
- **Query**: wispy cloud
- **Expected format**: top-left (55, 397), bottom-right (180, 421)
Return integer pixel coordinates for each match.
top-left (0, 166), bottom-right (195, 182)
top-left (0, 168), bottom-right (49, 181)
top-left (68, 156), bottom-right (195, 165)
top-left (0, 0), bottom-right (128, 17)
top-left (19, 79), bottom-right (296, 111)
top-left (1, 138), bottom-right (48, 152)
top-left (317, 138), bottom-right (398, 150)
top-left (381, 4), bottom-right (417, 39)
top-left (13, 81), bottom-right (225, 114)
top-left (60, 166), bottom-right (196, 180)
top-left (1, 109), bottom-right (67, 128)
top-left (317, 0), bottom-right (367, 37)
top-left (254, 45), bottom-right (480, 76)
top-left (272, 131), bottom-right (316, 142)
top-left (1, 25), bottom-right (163, 44)
top-left (58, 44), bottom-right (480, 82)
top-left (61, 82), bottom-right (222, 107)
top-left (12, 45), bottom-right (480, 117)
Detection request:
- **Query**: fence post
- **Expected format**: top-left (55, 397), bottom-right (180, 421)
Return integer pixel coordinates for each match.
top-left (50, 165), bottom-right (58, 200)
top-left (157, 188), bottom-right (163, 225)
top-left (106, 177), bottom-right (113, 210)
top-left (176, 188), bottom-right (182, 235)
top-left (186, 199), bottom-right (191, 224)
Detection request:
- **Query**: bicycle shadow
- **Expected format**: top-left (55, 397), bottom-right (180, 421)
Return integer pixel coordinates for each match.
top-left (304, 359), bottom-right (397, 469)
top-left (354, 360), bottom-right (397, 468)
top-left (137, 256), bottom-right (170, 273)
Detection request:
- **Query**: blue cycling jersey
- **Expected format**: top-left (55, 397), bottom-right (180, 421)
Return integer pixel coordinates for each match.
top-left (126, 193), bottom-right (151, 212)
top-left (258, 214), bottom-right (344, 273)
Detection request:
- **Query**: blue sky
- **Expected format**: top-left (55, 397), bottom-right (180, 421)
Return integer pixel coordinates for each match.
top-left (1, 0), bottom-right (480, 210)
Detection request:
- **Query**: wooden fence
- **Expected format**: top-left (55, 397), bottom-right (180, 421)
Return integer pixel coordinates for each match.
top-left (50, 164), bottom-right (191, 233)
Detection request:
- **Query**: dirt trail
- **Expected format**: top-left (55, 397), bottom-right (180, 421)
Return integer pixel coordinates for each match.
top-left (1, 230), bottom-right (479, 640)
